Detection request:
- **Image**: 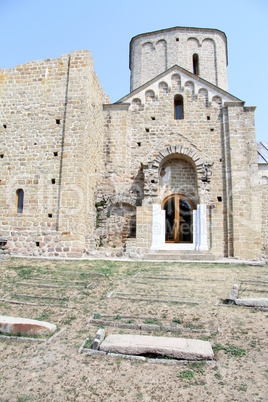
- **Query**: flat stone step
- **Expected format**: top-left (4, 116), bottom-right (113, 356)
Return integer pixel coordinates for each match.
top-left (0, 316), bottom-right (57, 336)
top-left (145, 251), bottom-right (216, 261)
top-left (99, 334), bottom-right (214, 360)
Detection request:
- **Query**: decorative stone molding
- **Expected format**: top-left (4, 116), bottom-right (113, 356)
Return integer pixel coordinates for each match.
top-left (150, 145), bottom-right (212, 180)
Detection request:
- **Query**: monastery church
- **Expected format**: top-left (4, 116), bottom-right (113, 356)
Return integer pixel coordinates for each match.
top-left (0, 26), bottom-right (267, 261)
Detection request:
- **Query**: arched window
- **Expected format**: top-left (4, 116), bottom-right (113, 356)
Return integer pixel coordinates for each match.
top-left (16, 189), bottom-right (24, 213)
top-left (193, 54), bottom-right (199, 75)
top-left (174, 95), bottom-right (184, 120)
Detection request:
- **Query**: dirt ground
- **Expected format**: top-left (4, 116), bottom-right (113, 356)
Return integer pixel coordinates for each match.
top-left (0, 257), bottom-right (267, 401)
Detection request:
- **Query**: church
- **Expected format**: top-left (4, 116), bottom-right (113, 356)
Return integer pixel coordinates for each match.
top-left (0, 26), bottom-right (267, 261)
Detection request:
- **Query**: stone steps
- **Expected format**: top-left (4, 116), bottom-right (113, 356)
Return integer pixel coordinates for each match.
top-left (144, 250), bottom-right (216, 261)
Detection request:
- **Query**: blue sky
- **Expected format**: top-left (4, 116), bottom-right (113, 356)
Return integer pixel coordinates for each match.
top-left (1, 0), bottom-right (267, 141)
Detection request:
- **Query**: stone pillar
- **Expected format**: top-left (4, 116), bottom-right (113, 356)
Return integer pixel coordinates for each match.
top-left (151, 204), bottom-right (165, 247)
top-left (136, 204), bottom-right (153, 249)
top-left (197, 204), bottom-right (208, 250)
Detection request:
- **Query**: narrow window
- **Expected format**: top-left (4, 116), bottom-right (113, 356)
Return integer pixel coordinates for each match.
top-left (174, 95), bottom-right (184, 120)
top-left (16, 189), bottom-right (24, 213)
top-left (193, 54), bottom-right (199, 75)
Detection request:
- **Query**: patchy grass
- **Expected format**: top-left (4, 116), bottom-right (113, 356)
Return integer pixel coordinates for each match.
top-left (0, 258), bottom-right (267, 401)
top-left (213, 343), bottom-right (246, 357)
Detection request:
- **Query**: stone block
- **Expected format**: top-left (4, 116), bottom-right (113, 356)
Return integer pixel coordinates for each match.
top-left (235, 298), bottom-right (268, 308)
top-left (100, 334), bottom-right (214, 360)
top-left (0, 316), bottom-right (57, 336)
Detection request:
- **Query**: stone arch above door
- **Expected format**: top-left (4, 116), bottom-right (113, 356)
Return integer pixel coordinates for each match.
top-left (151, 145), bottom-right (212, 183)
top-left (142, 145), bottom-right (213, 205)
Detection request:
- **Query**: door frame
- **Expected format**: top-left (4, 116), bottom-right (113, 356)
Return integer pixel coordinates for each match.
top-left (161, 193), bottom-right (196, 244)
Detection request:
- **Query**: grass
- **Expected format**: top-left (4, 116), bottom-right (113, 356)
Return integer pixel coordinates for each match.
top-left (177, 370), bottom-right (195, 381)
top-left (172, 317), bottom-right (183, 324)
top-left (1, 258), bottom-right (267, 401)
top-left (143, 318), bottom-right (162, 326)
top-left (83, 337), bottom-right (93, 349)
top-left (213, 343), bottom-right (246, 357)
top-left (63, 316), bottom-right (76, 325)
top-left (177, 362), bottom-right (205, 381)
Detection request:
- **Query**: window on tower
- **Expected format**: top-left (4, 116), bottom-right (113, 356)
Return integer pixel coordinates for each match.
top-left (193, 54), bottom-right (199, 75)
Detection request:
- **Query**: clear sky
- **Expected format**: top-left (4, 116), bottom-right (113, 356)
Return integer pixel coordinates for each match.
top-left (1, 0), bottom-right (267, 141)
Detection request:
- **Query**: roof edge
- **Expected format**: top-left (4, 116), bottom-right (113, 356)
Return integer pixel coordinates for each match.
top-left (117, 64), bottom-right (241, 104)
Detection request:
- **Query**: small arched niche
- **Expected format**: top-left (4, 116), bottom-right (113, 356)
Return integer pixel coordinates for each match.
top-left (145, 90), bottom-right (156, 103)
top-left (158, 81), bottom-right (169, 95)
top-left (212, 96), bottom-right (222, 107)
top-left (260, 176), bottom-right (268, 185)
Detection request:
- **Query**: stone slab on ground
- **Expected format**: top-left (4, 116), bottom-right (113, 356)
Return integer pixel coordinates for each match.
top-left (99, 334), bottom-right (214, 360)
top-left (235, 298), bottom-right (268, 307)
top-left (0, 316), bottom-right (57, 336)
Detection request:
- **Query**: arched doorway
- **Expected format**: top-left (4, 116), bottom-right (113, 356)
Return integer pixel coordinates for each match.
top-left (162, 194), bottom-right (195, 243)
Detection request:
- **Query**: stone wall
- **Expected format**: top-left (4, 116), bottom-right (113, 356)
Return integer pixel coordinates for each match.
top-left (259, 165), bottom-right (268, 259)
top-left (261, 185), bottom-right (268, 259)
top-left (159, 158), bottom-right (198, 204)
top-left (101, 67), bottom-right (261, 259)
top-left (130, 27), bottom-right (228, 92)
top-left (222, 104), bottom-right (262, 260)
top-left (0, 51), bottom-right (106, 258)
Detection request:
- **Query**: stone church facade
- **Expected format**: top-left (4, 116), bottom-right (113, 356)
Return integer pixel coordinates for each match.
top-left (0, 26), bottom-right (267, 261)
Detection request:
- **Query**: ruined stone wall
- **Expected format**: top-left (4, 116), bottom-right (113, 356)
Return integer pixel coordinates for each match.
top-left (0, 51), bottom-right (106, 257)
top-left (130, 27), bottom-right (228, 92)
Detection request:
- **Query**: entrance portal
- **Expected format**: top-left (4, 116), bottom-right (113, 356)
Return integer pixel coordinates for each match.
top-left (162, 195), bottom-right (194, 243)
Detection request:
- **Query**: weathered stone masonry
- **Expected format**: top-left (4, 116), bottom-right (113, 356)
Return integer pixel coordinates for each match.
top-left (0, 26), bottom-right (267, 261)
top-left (0, 50), bottom-right (106, 258)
